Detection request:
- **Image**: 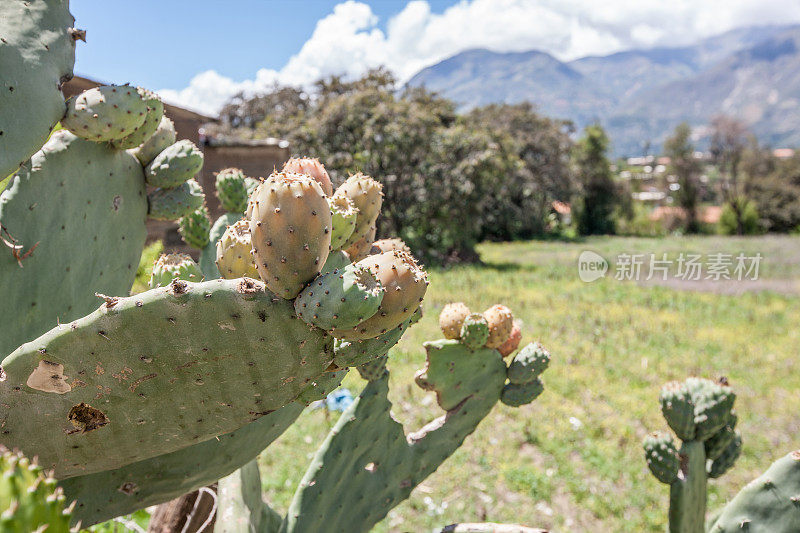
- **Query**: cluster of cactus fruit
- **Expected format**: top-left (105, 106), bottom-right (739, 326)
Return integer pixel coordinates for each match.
top-left (2, 2), bottom-right (800, 531)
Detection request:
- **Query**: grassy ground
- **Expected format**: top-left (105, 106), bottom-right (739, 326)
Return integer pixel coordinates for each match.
top-left (251, 235), bottom-right (800, 532)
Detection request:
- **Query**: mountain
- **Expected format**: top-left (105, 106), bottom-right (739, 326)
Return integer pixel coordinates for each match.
top-left (407, 24), bottom-right (800, 156)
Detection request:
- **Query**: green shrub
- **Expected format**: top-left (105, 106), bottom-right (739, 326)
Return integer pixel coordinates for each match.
top-left (718, 198), bottom-right (760, 235)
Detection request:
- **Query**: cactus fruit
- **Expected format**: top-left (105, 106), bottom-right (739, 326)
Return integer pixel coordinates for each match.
top-left (248, 171), bottom-right (331, 299)
top-left (179, 206), bottom-right (212, 249)
top-left (336, 173), bottom-right (383, 249)
top-left (483, 304), bottom-right (514, 349)
top-left (328, 194), bottom-right (357, 251)
top-left (506, 342), bottom-right (551, 385)
top-left (215, 168), bottom-right (250, 214)
top-left (110, 88), bottom-right (164, 149)
top-left (708, 450), bottom-right (800, 532)
top-left (0, 447), bottom-right (73, 533)
top-left (244, 176), bottom-right (261, 197)
top-left (500, 379), bottom-right (544, 407)
top-left (497, 321), bottom-right (522, 357)
top-left (145, 139), bottom-right (204, 189)
top-left (283, 156), bottom-right (333, 196)
top-left (62, 85), bottom-right (148, 142)
top-left (0, 278), bottom-right (335, 478)
top-left (215, 219), bottom-right (259, 280)
top-left (295, 263), bottom-right (384, 331)
top-left (200, 213), bottom-right (241, 280)
top-left (132, 116), bottom-right (176, 166)
top-left (0, 0), bottom-right (78, 178)
top-left (643, 432), bottom-right (680, 484)
top-left (0, 131), bottom-right (147, 358)
top-left (459, 313), bottom-right (489, 351)
top-left (370, 237), bottom-right (411, 255)
top-left (148, 178), bottom-right (205, 220)
top-left (149, 253), bottom-right (203, 288)
top-left (332, 251), bottom-right (427, 340)
top-left (439, 302), bottom-right (471, 339)
top-left (344, 222), bottom-right (376, 262)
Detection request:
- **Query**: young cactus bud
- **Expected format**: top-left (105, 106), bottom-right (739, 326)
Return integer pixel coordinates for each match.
top-left (336, 173), bottom-right (383, 248)
top-left (248, 171), bottom-right (332, 298)
top-left (483, 304), bottom-right (514, 349)
top-left (688, 377), bottom-right (736, 441)
top-left (328, 194), bottom-right (357, 251)
top-left (332, 251), bottom-right (427, 340)
top-left (62, 85), bottom-right (148, 142)
top-left (149, 253), bottom-right (203, 289)
top-left (111, 88), bottom-right (164, 149)
top-left (294, 263), bottom-right (384, 331)
top-left (439, 302), bottom-right (471, 339)
top-left (459, 313), bottom-right (489, 351)
top-left (215, 168), bottom-right (250, 214)
top-left (370, 238), bottom-right (411, 255)
top-left (507, 342), bottom-right (551, 385)
top-left (283, 157), bottom-right (333, 196)
top-left (659, 380), bottom-right (696, 441)
top-left (500, 379), bottom-right (544, 407)
top-left (178, 206), bottom-right (212, 249)
top-left (148, 179), bottom-right (204, 221)
top-left (133, 116), bottom-right (177, 166)
top-left (145, 140), bottom-right (204, 189)
top-left (497, 320), bottom-right (522, 357)
top-left (216, 219), bottom-right (259, 280)
top-left (643, 432), bottom-right (680, 484)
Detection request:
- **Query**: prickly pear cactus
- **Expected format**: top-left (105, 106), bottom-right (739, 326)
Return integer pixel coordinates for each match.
top-left (149, 253), bottom-right (203, 288)
top-left (178, 206), bottom-right (212, 249)
top-left (216, 219), bottom-right (259, 280)
top-left (215, 168), bottom-right (251, 214)
top-left (439, 302), bottom-right (471, 340)
top-left (327, 194), bottom-right (357, 251)
top-left (643, 377), bottom-right (740, 533)
top-left (63, 85), bottom-right (148, 142)
top-left (336, 173), bottom-right (382, 249)
top-left (145, 139), bottom-right (204, 189)
top-left (147, 178), bottom-right (204, 220)
top-left (283, 157), bottom-right (333, 196)
top-left (0, 0), bottom-right (79, 178)
top-left (132, 115), bottom-right (176, 166)
top-left (459, 313), bottom-right (489, 351)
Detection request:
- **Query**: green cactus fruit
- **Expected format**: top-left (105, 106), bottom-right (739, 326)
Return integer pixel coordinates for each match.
top-left (497, 320), bottom-right (522, 358)
top-left (145, 139), bottom-right (204, 189)
top-left (659, 380), bottom-right (697, 441)
top-left (439, 302), bottom-right (471, 340)
top-left (148, 178), bottom-right (204, 220)
top-left (110, 88), bottom-right (164, 149)
top-left (705, 415), bottom-right (737, 461)
top-left (643, 431), bottom-right (680, 484)
top-left (332, 251), bottom-right (428, 340)
top-left (216, 219), bottom-right (259, 280)
top-left (344, 222), bottom-right (376, 262)
top-left (295, 263), bottom-right (384, 331)
top-left (370, 237), bottom-right (411, 255)
top-left (328, 194), bottom-right (357, 251)
top-left (321, 250), bottom-right (351, 276)
top-left (62, 85), bottom-right (148, 142)
top-left (688, 377), bottom-right (735, 441)
top-left (0, 0), bottom-right (77, 178)
top-left (248, 171), bottom-right (332, 299)
top-left (459, 313), bottom-right (490, 351)
top-left (708, 450), bottom-right (800, 532)
top-left (244, 176), bottom-right (261, 197)
top-left (507, 342), bottom-right (551, 385)
top-left (0, 277), bottom-right (334, 478)
top-left (149, 253), bottom-right (203, 288)
top-left (179, 206), bottom-right (212, 249)
top-left (132, 115), bottom-right (176, 166)
top-left (336, 173), bottom-right (383, 249)
top-left (215, 168), bottom-right (250, 214)
top-left (0, 447), bottom-right (73, 533)
top-left (357, 354), bottom-right (388, 382)
top-left (283, 156), bottom-right (333, 197)
top-left (708, 432), bottom-right (742, 479)
top-left (483, 304), bottom-right (514, 349)
top-left (0, 131), bottom-right (147, 359)
top-left (500, 379), bottom-right (544, 407)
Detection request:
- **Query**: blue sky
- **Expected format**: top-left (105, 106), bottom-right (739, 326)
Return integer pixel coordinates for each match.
top-left (69, 0), bottom-right (800, 114)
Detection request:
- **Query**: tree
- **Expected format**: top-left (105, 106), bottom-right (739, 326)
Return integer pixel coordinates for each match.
top-left (709, 115), bottom-right (749, 235)
top-left (664, 122), bottom-right (703, 232)
top-left (748, 153), bottom-right (800, 232)
top-left (574, 124), bottom-right (617, 235)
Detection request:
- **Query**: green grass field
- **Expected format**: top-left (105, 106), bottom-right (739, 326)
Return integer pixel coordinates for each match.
top-left (247, 235), bottom-right (800, 532)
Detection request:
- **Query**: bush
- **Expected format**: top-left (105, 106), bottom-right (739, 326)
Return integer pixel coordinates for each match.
top-left (718, 198), bottom-right (760, 235)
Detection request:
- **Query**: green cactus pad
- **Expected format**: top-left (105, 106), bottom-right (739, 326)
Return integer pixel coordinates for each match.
top-left (688, 378), bottom-right (735, 441)
top-left (328, 194), bottom-right (357, 251)
top-left (110, 88), bottom-right (164, 149)
top-left (179, 206), bottom-right (212, 249)
top-left (0, 131), bottom-right (147, 359)
top-left (357, 355), bottom-right (388, 381)
top-left (705, 418), bottom-right (737, 462)
top-left (643, 432), bottom-right (680, 484)
top-left (0, 0), bottom-right (77, 178)
top-left (295, 263), bottom-right (384, 331)
top-left (459, 313), bottom-right (489, 351)
top-left (507, 342), bottom-right (551, 385)
top-left (149, 253), bottom-right (203, 288)
top-left (659, 380), bottom-right (697, 441)
top-left (132, 116), bottom-right (176, 166)
top-left (0, 278), bottom-right (334, 478)
top-left (500, 379), bottom-right (544, 407)
top-left (332, 315), bottom-right (415, 369)
top-left (148, 178), bottom-right (204, 220)
top-left (708, 432), bottom-right (742, 479)
top-left (62, 85), bottom-right (148, 142)
top-left (216, 168), bottom-right (250, 214)
top-left (200, 213), bottom-right (241, 280)
top-left (145, 139), bottom-right (204, 189)
top-left (708, 450), bottom-right (800, 532)
top-left (320, 249), bottom-right (351, 275)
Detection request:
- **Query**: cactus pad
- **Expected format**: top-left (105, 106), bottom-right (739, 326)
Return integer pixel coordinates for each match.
top-left (145, 139), bottom-right (204, 189)
top-left (179, 206), bottom-right (212, 249)
top-left (507, 342), bottom-right (551, 385)
top-left (110, 88), bottom-right (164, 149)
top-left (459, 313), bottom-right (489, 351)
top-left (659, 380), bottom-right (697, 441)
top-left (215, 168), bottom-right (250, 214)
top-left (62, 85), bottom-right (148, 142)
top-left (132, 116), bottom-right (176, 166)
top-left (643, 432), bottom-right (680, 484)
top-left (500, 379), bottom-right (544, 407)
top-left (148, 178), bottom-right (204, 220)
top-left (439, 302), bottom-right (470, 340)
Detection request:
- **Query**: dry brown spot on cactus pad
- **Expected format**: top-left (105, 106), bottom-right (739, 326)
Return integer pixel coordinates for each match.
top-left (27, 360), bottom-right (71, 393)
top-left (68, 403), bottom-right (109, 433)
top-left (169, 279), bottom-right (188, 295)
top-left (118, 482), bottom-right (138, 495)
top-left (236, 278), bottom-right (264, 295)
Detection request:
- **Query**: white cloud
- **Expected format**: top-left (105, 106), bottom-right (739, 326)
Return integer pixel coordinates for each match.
top-left (159, 0), bottom-right (800, 115)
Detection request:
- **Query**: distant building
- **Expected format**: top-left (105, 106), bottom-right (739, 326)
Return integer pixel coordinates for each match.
top-left (773, 148), bottom-right (795, 159)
